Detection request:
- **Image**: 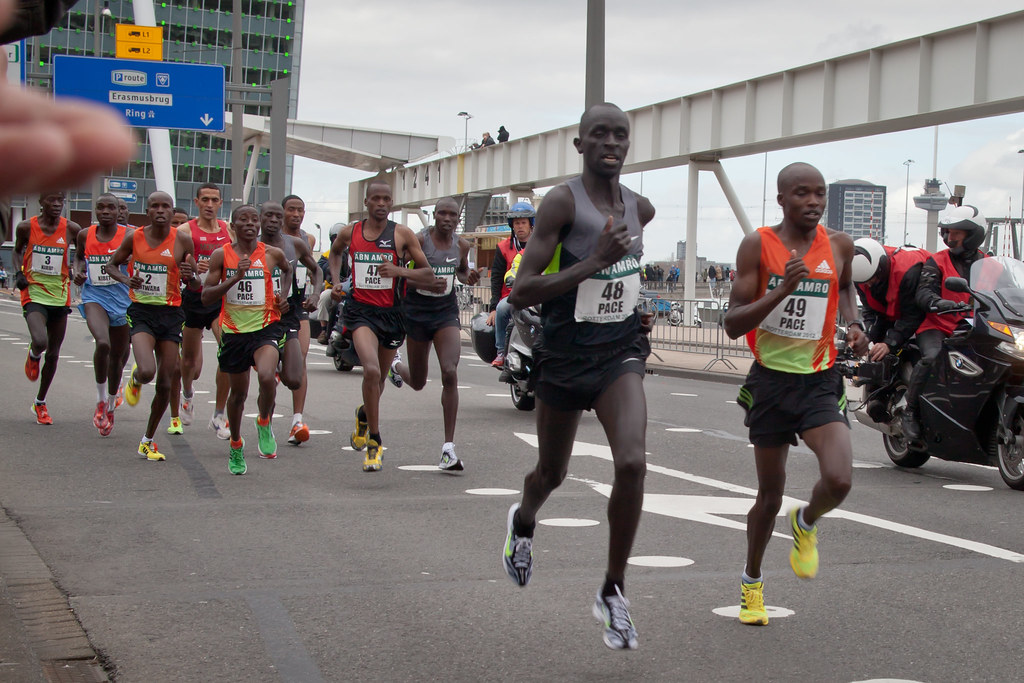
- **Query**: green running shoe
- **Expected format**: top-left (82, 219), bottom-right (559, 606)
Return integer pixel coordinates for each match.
top-left (229, 439), bottom-right (247, 475)
top-left (256, 418), bottom-right (277, 459)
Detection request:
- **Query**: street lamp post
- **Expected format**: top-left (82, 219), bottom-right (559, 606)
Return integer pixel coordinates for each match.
top-left (457, 111), bottom-right (473, 152)
top-left (903, 159), bottom-right (914, 245)
top-left (1017, 149), bottom-right (1024, 245)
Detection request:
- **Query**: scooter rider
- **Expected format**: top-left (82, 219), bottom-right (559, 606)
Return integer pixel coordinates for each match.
top-left (904, 205), bottom-right (987, 441)
top-left (487, 202), bottom-right (534, 368)
top-left (851, 238), bottom-right (930, 362)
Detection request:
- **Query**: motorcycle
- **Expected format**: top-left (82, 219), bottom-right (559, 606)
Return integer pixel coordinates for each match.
top-left (471, 307), bottom-right (540, 411)
top-left (325, 289), bottom-right (361, 372)
top-left (838, 256), bottom-right (1024, 490)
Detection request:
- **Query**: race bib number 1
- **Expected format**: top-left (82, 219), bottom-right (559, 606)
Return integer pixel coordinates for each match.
top-left (354, 252), bottom-right (394, 290)
top-left (759, 275), bottom-right (829, 340)
top-left (574, 255), bottom-right (641, 323)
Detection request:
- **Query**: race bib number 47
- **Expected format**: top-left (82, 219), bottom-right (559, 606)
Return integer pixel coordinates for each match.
top-left (354, 252), bottom-right (394, 290)
top-left (574, 255), bottom-right (641, 323)
top-left (759, 275), bottom-right (830, 340)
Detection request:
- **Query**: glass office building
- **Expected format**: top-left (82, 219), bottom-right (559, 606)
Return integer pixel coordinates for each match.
top-left (26, 0), bottom-right (304, 219)
top-left (826, 179), bottom-right (887, 242)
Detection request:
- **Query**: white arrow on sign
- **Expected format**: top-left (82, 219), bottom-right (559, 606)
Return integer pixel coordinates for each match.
top-left (200, 114), bottom-right (213, 126)
top-left (512, 432), bottom-right (1024, 563)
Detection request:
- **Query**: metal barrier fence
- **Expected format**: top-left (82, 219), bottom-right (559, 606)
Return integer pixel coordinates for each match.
top-left (455, 285), bottom-right (752, 365)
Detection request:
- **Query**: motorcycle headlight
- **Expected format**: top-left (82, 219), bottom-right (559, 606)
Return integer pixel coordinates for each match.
top-left (996, 325), bottom-right (1024, 359)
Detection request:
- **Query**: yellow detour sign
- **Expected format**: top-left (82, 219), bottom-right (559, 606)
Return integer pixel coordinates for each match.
top-left (115, 24), bottom-right (163, 61)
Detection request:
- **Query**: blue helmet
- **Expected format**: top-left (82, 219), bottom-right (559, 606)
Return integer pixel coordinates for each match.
top-left (507, 202), bottom-right (536, 228)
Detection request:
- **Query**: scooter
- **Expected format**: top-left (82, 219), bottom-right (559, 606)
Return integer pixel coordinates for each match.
top-left (837, 256), bottom-right (1024, 490)
top-left (470, 307), bottom-right (540, 411)
top-left (325, 291), bottom-right (361, 372)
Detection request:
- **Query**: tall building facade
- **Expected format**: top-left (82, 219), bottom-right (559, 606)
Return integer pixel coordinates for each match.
top-left (26, 0), bottom-right (304, 218)
top-left (826, 179), bottom-right (886, 241)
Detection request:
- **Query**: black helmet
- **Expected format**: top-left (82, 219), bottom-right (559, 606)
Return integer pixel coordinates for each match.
top-left (470, 312), bottom-right (497, 363)
top-left (939, 205), bottom-right (986, 256)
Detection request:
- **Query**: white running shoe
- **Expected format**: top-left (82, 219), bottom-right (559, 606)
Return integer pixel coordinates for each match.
top-left (209, 412), bottom-right (230, 440)
top-left (438, 443), bottom-right (463, 471)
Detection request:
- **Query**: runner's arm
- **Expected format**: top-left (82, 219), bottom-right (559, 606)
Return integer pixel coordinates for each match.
top-left (104, 232), bottom-right (135, 287)
top-left (381, 225), bottom-right (440, 290)
top-left (73, 227), bottom-right (88, 285)
top-left (11, 220), bottom-right (29, 279)
top-left (509, 185), bottom-right (630, 309)
top-left (457, 238), bottom-right (481, 285)
top-left (327, 224), bottom-right (353, 287)
top-left (723, 231), bottom-right (805, 339)
top-left (294, 238), bottom-right (324, 308)
top-left (199, 249), bottom-right (241, 305)
top-left (268, 246), bottom-right (293, 303)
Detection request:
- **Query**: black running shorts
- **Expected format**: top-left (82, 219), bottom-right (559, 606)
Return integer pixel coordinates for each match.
top-left (217, 322), bottom-right (285, 374)
top-left (182, 289), bottom-right (222, 330)
top-left (126, 302), bottom-right (184, 343)
top-left (533, 334), bottom-right (650, 412)
top-left (403, 302), bottom-right (460, 342)
top-left (342, 299), bottom-right (405, 350)
top-left (737, 363), bottom-right (849, 448)
top-left (22, 301), bottom-right (70, 323)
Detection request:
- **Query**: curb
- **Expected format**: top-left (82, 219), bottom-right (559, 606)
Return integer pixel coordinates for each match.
top-left (646, 363), bottom-right (746, 385)
top-left (0, 507), bottom-right (109, 682)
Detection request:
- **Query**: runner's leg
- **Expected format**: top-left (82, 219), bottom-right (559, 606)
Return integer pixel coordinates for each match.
top-left (517, 401), bottom-right (583, 527)
top-left (37, 312), bottom-right (68, 403)
top-left (433, 326), bottom-right (462, 443)
top-left (745, 445), bottom-right (789, 579)
top-left (145, 340), bottom-right (179, 440)
top-left (798, 421), bottom-right (853, 526)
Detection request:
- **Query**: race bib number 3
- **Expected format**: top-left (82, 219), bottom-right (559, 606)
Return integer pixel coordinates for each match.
top-left (354, 252), bottom-right (394, 290)
top-left (227, 269), bottom-right (266, 306)
top-left (574, 256), bottom-right (641, 323)
top-left (135, 262), bottom-right (168, 298)
top-left (759, 275), bottom-right (829, 340)
top-left (87, 255), bottom-right (113, 286)
top-left (31, 246), bottom-right (63, 276)
top-left (417, 264), bottom-right (455, 297)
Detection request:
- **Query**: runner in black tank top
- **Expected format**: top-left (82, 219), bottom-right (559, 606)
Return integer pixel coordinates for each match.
top-left (259, 202), bottom-right (324, 447)
top-left (499, 104), bottom-right (656, 651)
top-left (387, 197), bottom-right (483, 471)
top-left (327, 180), bottom-right (444, 472)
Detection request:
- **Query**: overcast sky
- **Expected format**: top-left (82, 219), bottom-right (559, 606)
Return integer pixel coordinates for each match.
top-left (291, 0), bottom-right (1024, 263)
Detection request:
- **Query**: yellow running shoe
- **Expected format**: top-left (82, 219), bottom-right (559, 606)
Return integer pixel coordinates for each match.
top-left (739, 581), bottom-right (768, 625)
top-left (166, 417), bottom-right (183, 435)
top-left (350, 404), bottom-right (368, 451)
top-left (138, 439), bottom-right (165, 462)
top-left (362, 438), bottom-right (382, 472)
top-left (124, 365), bottom-right (141, 407)
top-left (789, 507), bottom-right (819, 579)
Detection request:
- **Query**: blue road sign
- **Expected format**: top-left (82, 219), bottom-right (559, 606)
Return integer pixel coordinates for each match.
top-left (112, 192), bottom-right (139, 204)
top-left (105, 178), bottom-right (138, 193)
top-left (53, 55), bottom-right (225, 132)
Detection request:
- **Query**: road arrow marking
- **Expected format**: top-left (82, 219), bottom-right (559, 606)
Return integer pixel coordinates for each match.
top-left (200, 114), bottom-right (213, 126)
top-left (512, 432), bottom-right (1024, 563)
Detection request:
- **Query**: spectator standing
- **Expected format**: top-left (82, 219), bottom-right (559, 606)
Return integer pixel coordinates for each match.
top-left (497, 126), bottom-right (510, 143)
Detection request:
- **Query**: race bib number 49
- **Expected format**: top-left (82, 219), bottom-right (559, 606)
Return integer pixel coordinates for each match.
top-left (574, 255), bottom-right (641, 323)
top-left (759, 274), bottom-right (829, 340)
top-left (354, 252), bottom-right (394, 290)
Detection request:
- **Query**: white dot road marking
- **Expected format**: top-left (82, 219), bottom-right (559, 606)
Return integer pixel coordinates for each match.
top-left (465, 488), bottom-right (519, 496)
top-left (539, 518), bottom-right (600, 527)
top-left (712, 605), bottom-right (795, 620)
top-left (725, 400), bottom-right (737, 404)
top-left (628, 556), bottom-right (694, 568)
top-left (666, 427), bottom-right (702, 433)
top-left (943, 484), bottom-right (993, 492)
top-left (307, 429), bottom-right (332, 435)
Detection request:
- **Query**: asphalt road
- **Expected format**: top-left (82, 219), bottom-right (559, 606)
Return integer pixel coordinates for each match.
top-left (0, 296), bottom-right (1021, 683)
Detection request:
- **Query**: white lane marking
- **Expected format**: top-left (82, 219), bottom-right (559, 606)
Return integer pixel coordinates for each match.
top-left (243, 413), bottom-right (284, 419)
top-left (308, 362), bottom-right (333, 366)
top-left (307, 429), bottom-right (332, 435)
top-left (202, 340), bottom-right (217, 344)
top-left (943, 484), bottom-right (993, 492)
top-left (485, 394), bottom-right (507, 398)
top-left (516, 433), bottom-right (1024, 563)
top-left (666, 427), bottom-right (702, 433)
top-left (12, 341), bottom-right (28, 345)
top-left (629, 556), bottom-right (694, 568)
top-left (194, 390), bottom-right (210, 395)
top-left (468, 363), bottom-right (491, 368)
top-left (671, 393), bottom-right (697, 397)
top-left (465, 488), bottom-right (519, 496)
top-left (398, 465), bottom-right (441, 472)
top-left (853, 461), bottom-right (885, 469)
top-left (712, 605), bottom-right (794, 620)
top-left (725, 400), bottom-right (737, 404)
top-left (457, 385), bottom-right (471, 389)
top-left (539, 518), bottom-right (600, 527)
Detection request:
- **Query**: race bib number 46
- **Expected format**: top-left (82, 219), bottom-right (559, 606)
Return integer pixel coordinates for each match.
top-left (574, 255), bottom-right (641, 323)
top-left (226, 268), bottom-right (266, 306)
top-left (759, 275), bottom-right (829, 340)
top-left (354, 252), bottom-right (394, 290)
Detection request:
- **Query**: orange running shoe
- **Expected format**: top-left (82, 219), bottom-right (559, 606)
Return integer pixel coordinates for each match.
top-left (287, 422), bottom-right (310, 445)
top-left (93, 401), bottom-right (109, 430)
top-left (31, 403), bottom-right (53, 425)
top-left (99, 411), bottom-right (115, 437)
top-left (25, 353), bottom-right (39, 381)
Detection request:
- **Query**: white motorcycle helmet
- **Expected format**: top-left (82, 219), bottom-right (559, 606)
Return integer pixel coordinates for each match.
top-left (851, 238), bottom-right (888, 284)
top-left (939, 205), bottom-right (987, 256)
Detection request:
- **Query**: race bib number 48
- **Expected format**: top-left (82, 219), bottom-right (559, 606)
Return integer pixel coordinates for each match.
top-left (574, 255), bottom-right (641, 323)
top-left (759, 275), bottom-right (829, 340)
top-left (354, 252), bottom-right (394, 290)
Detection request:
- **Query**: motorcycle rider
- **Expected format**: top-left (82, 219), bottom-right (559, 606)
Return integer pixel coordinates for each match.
top-left (903, 205), bottom-right (988, 441)
top-left (487, 202), bottom-right (534, 368)
top-left (852, 238), bottom-right (931, 359)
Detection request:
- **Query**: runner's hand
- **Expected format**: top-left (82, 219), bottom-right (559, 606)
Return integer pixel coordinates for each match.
top-left (639, 311), bottom-right (654, 335)
top-left (781, 249), bottom-right (809, 294)
top-left (235, 257), bottom-right (251, 278)
top-left (179, 254), bottom-right (196, 281)
top-left (196, 258), bottom-right (210, 274)
top-left (276, 293), bottom-right (290, 315)
top-left (303, 293), bottom-right (318, 311)
top-left (846, 326), bottom-right (869, 356)
top-left (465, 267), bottom-right (483, 286)
top-left (128, 273), bottom-right (143, 289)
top-left (330, 282), bottom-right (345, 302)
top-left (593, 216), bottom-right (630, 269)
top-left (73, 269), bottom-right (87, 286)
top-left (14, 271), bottom-right (28, 290)
top-left (378, 260), bottom-right (402, 278)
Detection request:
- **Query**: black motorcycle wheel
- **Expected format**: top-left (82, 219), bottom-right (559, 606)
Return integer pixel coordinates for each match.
top-left (995, 410), bottom-right (1024, 490)
top-left (884, 389), bottom-right (930, 468)
top-left (510, 383), bottom-right (535, 411)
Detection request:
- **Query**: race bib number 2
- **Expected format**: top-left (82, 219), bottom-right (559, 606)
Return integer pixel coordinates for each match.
top-left (574, 255), bottom-right (641, 323)
top-left (759, 275), bottom-right (829, 340)
top-left (135, 262), bottom-right (168, 298)
top-left (354, 252), bottom-right (394, 290)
